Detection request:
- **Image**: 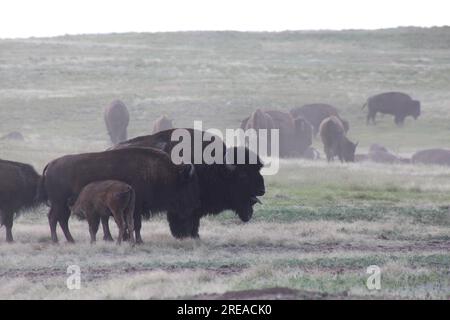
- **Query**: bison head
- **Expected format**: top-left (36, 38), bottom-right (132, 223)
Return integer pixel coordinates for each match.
top-left (224, 146), bottom-right (265, 222)
top-left (411, 100), bottom-right (421, 119)
top-left (341, 139), bottom-right (358, 162)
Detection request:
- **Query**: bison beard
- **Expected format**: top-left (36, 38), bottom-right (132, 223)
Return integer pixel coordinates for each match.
top-left (115, 128), bottom-right (266, 238)
top-left (38, 147), bottom-right (199, 243)
top-left (0, 159), bottom-right (43, 242)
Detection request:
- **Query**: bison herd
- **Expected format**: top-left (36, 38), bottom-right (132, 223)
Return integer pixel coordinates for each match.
top-left (2, 90), bottom-right (449, 244)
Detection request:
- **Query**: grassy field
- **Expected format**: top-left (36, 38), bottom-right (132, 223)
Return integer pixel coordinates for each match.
top-left (1, 27), bottom-right (450, 299)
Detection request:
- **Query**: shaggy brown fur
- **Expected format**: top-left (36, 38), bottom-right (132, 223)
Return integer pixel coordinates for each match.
top-left (363, 92), bottom-right (421, 126)
top-left (319, 116), bottom-right (357, 162)
top-left (115, 129), bottom-right (265, 238)
top-left (38, 147), bottom-right (199, 243)
top-left (68, 180), bottom-right (135, 244)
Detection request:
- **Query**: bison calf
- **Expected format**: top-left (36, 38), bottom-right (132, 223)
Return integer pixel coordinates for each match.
top-left (68, 180), bottom-right (135, 244)
top-left (319, 116), bottom-right (358, 162)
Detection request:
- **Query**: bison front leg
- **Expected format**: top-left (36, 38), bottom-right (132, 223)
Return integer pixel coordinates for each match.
top-left (2, 210), bottom-right (14, 243)
top-left (133, 213), bottom-right (143, 244)
top-left (88, 216), bottom-right (100, 244)
top-left (58, 205), bottom-right (75, 243)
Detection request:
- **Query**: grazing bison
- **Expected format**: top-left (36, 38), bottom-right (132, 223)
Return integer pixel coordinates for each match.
top-left (290, 103), bottom-right (349, 135)
top-left (0, 159), bottom-right (42, 242)
top-left (104, 100), bottom-right (130, 145)
top-left (240, 109), bottom-right (313, 158)
top-left (363, 92), bottom-right (421, 126)
top-left (0, 131), bottom-right (24, 141)
top-left (115, 128), bottom-right (265, 238)
top-left (152, 115), bottom-right (174, 134)
top-left (68, 180), bottom-right (135, 244)
top-left (38, 147), bottom-right (199, 243)
top-left (412, 149), bottom-right (450, 166)
top-left (319, 116), bottom-right (357, 162)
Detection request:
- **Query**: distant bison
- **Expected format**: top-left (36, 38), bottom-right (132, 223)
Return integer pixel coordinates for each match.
top-left (290, 103), bottom-right (349, 136)
top-left (151, 115), bottom-right (174, 134)
top-left (104, 100), bottom-right (130, 145)
top-left (0, 131), bottom-right (24, 141)
top-left (412, 149), bottom-right (450, 166)
top-left (68, 180), bottom-right (135, 244)
top-left (0, 159), bottom-right (42, 242)
top-left (240, 109), bottom-right (312, 158)
top-left (319, 116), bottom-right (357, 162)
top-left (363, 92), bottom-right (421, 126)
top-left (38, 147), bottom-right (199, 243)
top-left (368, 144), bottom-right (401, 164)
top-left (115, 129), bottom-right (265, 238)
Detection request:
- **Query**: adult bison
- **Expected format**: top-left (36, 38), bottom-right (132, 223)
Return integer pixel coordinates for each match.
top-left (152, 115), bottom-right (174, 134)
top-left (0, 159), bottom-right (42, 242)
top-left (290, 103), bottom-right (349, 136)
top-left (363, 92), bottom-right (421, 126)
top-left (412, 149), bottom-right (450, 166)
top-left (240, 109), bottom-right (312, 158)
top-left (104, 100), bottom-right (130, 145)
top-left (38, 148), bottom-right (199, 243)
top-left (319, 116), bottom-right (357, 162)
top-left (114, 128), bottom-right (266, 238)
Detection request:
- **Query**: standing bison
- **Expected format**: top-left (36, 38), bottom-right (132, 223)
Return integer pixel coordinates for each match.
top-left (363, 92), bottom-right (421, 126)
top-left (38, 148), bottom-right (199, 243)
top-left (319, 116), bottom-right (358, 162)
top-left (104, 100), bottom-right (130, 145)
top-left (290, 103), bottom-right (349, 136)
top-left (240, 109), bottom-right (312, 158)
top-left (152, 115), bottom-right (174, 134)
top-left (115, 128), bottom-right (265, 238)
top-left (0, 159), bottom-right (42, 242)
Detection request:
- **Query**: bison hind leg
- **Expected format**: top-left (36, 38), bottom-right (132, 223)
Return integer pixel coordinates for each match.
top-left (101, 216), bottom-right (114, 241)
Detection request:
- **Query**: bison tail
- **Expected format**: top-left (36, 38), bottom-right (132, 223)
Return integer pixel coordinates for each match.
top-left (35, 164), bottom-right (49, 205)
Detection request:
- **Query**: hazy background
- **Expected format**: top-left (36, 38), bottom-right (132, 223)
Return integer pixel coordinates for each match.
top-left (1, 1), bottom-right (450, 300)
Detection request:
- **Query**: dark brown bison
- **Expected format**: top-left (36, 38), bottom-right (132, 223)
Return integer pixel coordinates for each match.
top-left (319, 116), bottom-right (357, 162)
top-left (412, 149), bottom-right (450, 166)
top-left (152, 115), bottom-right (174, 134)
top-left (363, 92), bottom-right (421, 126)
top-left (38, 147), bottom-right (199, 243)
top-left (68, 180), bottom-right (135, 244)
top-left (0, 159), bottom-right (42, 242)
top-left (0, 131), bottom-right (24, 141)
top-left (115, 128), bottom-right (265, 238)
top-left (104, 100), bottom-right (130, 145)
top-left (290, 103), bottom-right (349, 136)
top-left (240, 109), bottom-right (312, 158)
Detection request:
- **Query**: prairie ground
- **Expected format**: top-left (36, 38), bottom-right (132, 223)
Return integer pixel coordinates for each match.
top-left (1, 28), bottom-right (450, 299)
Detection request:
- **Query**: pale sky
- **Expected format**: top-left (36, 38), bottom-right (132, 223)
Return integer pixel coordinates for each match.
top-left (0, 0), bottom-right (449, 39)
